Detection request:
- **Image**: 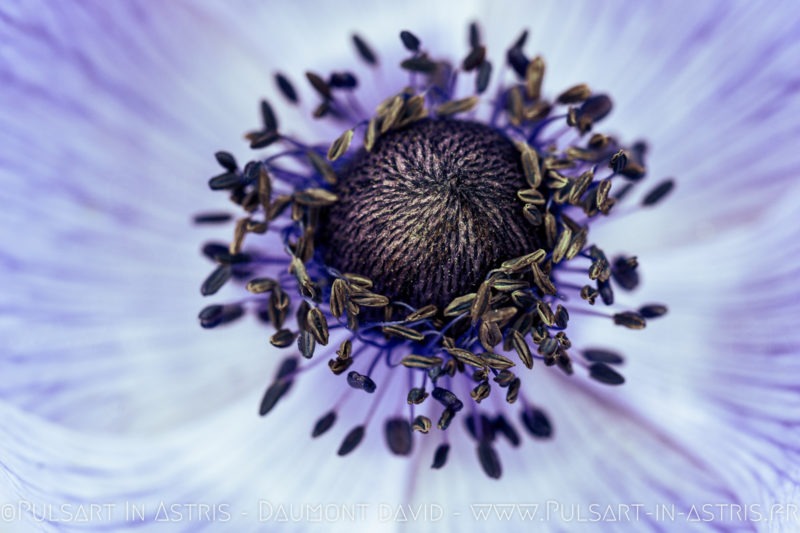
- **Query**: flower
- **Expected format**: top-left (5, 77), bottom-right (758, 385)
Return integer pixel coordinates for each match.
top-left (1, 1), bottom-right (799, 531)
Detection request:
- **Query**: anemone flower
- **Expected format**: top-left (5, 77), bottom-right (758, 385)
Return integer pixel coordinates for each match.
top-left (2, 1), bottom-right (799, 532)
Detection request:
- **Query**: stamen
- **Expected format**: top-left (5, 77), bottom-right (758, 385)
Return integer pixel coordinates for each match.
top-left (258, 357), bottom-right (299, 416)
top-left (352, 34), bottom-right (378, 66)
top-left (312, 411), bottom-right (337, 438)
top-left (337, 425), bottom-right (366, 456)
top-left (639, 304), bottom-right (669, 318)
top-left (520, 406), bottom-right (553, 438)
top-left (642, 179), bottom-right (675, 206)
top-left (477, 441), bottom-right (502, 479)
top-left (385, 418), bottom-right (414, 456)
top-left (431, 443), bottom-right (450, 469)
top-left (589, 362), bottom-right (626, 385)
top-left (583, 348), bottom-right (625, 364)
top-left (200, 265), bottom-right (232, 296)
top-left (399, 30), bottom-right (421, 52)
top-left (275, 73), bottom-right (299, 104)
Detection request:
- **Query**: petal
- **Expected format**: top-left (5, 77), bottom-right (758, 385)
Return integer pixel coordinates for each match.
top-left (0, 2), bottom-right (271, 432)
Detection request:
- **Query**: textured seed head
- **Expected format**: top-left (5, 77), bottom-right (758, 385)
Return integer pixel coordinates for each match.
top-left (324, 119), bottom-right (544, 308)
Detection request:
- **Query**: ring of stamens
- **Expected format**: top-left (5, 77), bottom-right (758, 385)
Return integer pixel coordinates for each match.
top-left (196, 25), bottom-right (671, 479)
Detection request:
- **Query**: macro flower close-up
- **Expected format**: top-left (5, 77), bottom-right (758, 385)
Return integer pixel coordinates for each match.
top-left (2, 1), bottom-right (800, 532)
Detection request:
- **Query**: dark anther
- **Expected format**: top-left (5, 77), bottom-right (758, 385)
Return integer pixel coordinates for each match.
top-left (249, 130), bottom-right (280, 150)
top-left (612, 311), bottom-right (647, 330)
top-left (577, 94), bottom-right (613, 123)
top-left (270, 329), bottom-right (296, 348)
top-left (208, 172), bottom-right (241, 191)
top-left (328, 357), bottom-right (353, 375)
top-left (598, 279), bottom-right (614, 305)
top-left (639, 304), bottom-right (668, 318)
top-left (400, 55), bottom-right (438, 74)
top-left (588, 362), bottom-right (626, 385)
top-left (400, 30), bottom-right (421, 52)
top-left (477, 442), bottom-right (502, 479)
top-left (213, 250), bottom-right (251, 266)
top-left (431, 387), bottom-right (464, 412)
top-left (512, 29), bottom-right (529, 50)
top-left (521, 407), bottom-right (552, 438)
top-left (337, 425), bottom-right (366, 456)
top-left (385, 418), bottom-right (414, 455)
top-left (328, 72), bottom-right (358, 89)
top-left (276, 357), bottom-right (298, 380)
top-left (259, 382), bottom-right (289, 416)
top-left (305, 72), bottom-right (332, 100)
top-left (437, 406), bottom-right (457, 430)
top-left (611, 256), bottom-right (639, 290)
top-left (462, 45), bottom-right (486, 71)
top-left (297, 329), bottom-right (316, 359)
top-left (556, 353), bottom-right (573, 375)
top-left (427, 365), bottom-right (445, 383)
top-left (465, 413), bottom-right (495, 442)
top-left (313, 101), bottom-right (330, 119)
top-left (214, 151), bottom-right (238, 172)
top-left (258, 357), bottom-right (298, 416)
top-left (506, 46), bottom-right (529, 78)
top-left (352, 34), bottom-right (378, 65)
top-left (476, 60), bottom-right (492, 94)
top-left (431, 443), bottom-right (450, 469)
top-left (260, 99), bottom-right (278, 131)
top-left (193, 212), bottom-right (232, 225)
top-left (198, 303), bottom-right (244, 329)
top-left (243, 160), bottom-right (264, 183)
top-left (198, 304), bottom-right (224, 325)
top-left (642, 179), bottom-right (675, 207)
top-left (613, 182), bottom-right (634, 201)
top-left (631, 141), bottom-right (648, 162)
top-left (407, 387), bottom-right (428, 405)
top-left (201, 242), bottom-right (229, 262)
top-left (200, 265), bottom-right (232, 296)
top-left (275, 73), bottom-right (299, 103)
top-left (492, 415), bottom-right (521, 447)
top-left (312, 411), bottom-right (337, 438)
top-left (610, 150), bottom-right (628, 174)
top-left (469, 22), bottom-right (481, 48)
top-left (583, 348), bottom-right (624, 364)
top-left (347, 371), bottom-right (377, 393)
top-left (554, 305), bottom-right (570, 329)
top-left (620, 162), bottom-right (646, 180)
top-left (557, 83), bottom-right (592, 105)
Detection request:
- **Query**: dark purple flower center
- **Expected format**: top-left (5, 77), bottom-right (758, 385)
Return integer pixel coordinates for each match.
top-left (195, 24), bottom-right (673, 480)
top-left (324, 119), bottom-right (543, 308)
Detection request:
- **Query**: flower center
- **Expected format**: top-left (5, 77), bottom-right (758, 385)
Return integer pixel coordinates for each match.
top-left (196, 24), bottom-right (673, 480)
top-left (324, 119), bottom-right (543, 308)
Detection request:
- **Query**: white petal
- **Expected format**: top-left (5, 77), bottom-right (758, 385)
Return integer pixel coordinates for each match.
top-left (0, 365), bottom-right (421, 532)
